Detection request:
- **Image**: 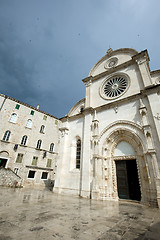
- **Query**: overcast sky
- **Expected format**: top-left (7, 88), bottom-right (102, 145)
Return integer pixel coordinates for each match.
top-left (0, 0), bottom-right (160, 118)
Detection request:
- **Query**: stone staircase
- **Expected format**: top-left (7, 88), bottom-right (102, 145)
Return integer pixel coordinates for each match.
top-left (0, 168), bottom-right (23, 187)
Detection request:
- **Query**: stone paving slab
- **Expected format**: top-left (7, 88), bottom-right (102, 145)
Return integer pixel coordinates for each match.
top-left (0, 187), bottom-right (160, 240)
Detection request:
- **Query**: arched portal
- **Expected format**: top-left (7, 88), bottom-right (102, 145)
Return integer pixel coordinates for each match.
top-left (99, 125), bottom-right (151, 204)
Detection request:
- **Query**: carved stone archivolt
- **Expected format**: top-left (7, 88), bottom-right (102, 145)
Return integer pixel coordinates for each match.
top-left (100, 120), bottom-right (143, 139)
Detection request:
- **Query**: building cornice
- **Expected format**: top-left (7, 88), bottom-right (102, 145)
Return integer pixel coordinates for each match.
top-left (150, 69), bottom-right (160, 77)
top-left (0, 93), bottom-right (59, 120)
top-left (61, 83), bottom-right (160, 122)
top-left (26, 165), bottom-right (53, 171)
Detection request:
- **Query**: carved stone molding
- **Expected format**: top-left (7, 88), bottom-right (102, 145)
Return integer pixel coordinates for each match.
top-left (104, 57), bottom-right (118, 69)
top-left (114, 106), bottom-right (118, 113)
top-left (136, 55), bottom-right (147, 65)
top-left (112, 155), bottom-right (137, 160)
top-left (85, 79), bottom-right (92, 87)
top-left (154, 113), bottom-right (160, 120)
top-left (100, 120), bottom-right (143, 139)
top-left (59, 127), bottom-right (69, 137)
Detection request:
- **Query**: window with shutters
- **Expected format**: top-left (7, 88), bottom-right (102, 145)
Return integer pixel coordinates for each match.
top-left (9, 113), bottom-right (17, 123)
top-left (26, 119), bottom-right (32, 128)
top-left (16, 153), bottom-right (23, 163)
top-left (46, 159), bottom-right (52, 168)
top-left (32, 156), bottom-right (38, 166)
top-left (43, 115), bottom-right (47, 120)
top-left (15, 104), bottom-right (20, 110)
top-left (30, 110), bottom-right (34, 115)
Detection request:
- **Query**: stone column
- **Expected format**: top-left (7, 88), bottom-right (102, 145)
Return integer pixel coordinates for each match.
top-left (90, 110), bottom-right (100, 199)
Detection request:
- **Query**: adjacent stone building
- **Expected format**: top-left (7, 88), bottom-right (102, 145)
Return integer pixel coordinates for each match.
top-left (1, 48), bottom-right (160, 207)
top-left (0, 94), bottom-right (60, 187)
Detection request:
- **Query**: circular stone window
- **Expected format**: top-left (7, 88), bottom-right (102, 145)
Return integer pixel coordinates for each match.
top-left (100, 75), bottom-right (129, 99)
top-left (104, 57), bottom-right (118, 69)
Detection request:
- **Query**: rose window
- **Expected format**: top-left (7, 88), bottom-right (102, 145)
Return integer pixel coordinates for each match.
top-left (103, 76), bottom-right (128, 98)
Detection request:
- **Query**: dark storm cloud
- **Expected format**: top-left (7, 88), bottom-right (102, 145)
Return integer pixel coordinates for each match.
top-left (0, 0), bottom-right (160, 117)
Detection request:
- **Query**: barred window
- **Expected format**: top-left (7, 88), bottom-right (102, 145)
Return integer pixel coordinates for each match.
top-left (49, 143), bottom-right (54, 152)
top-left (21, 135), bottom-right (27, 145)
top-left (3, 130), bottom-right (11, 141)
top-left (36, 139), bottom-right (42, 149)
top-left (76, 139), bottom-right (81, 169)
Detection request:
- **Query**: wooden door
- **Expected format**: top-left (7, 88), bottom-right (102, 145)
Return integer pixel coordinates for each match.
top-left (116, 160), bottom-right (129, 199)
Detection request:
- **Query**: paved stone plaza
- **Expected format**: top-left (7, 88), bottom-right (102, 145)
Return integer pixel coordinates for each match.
top-left (0, 187), bottom-right (160, 240)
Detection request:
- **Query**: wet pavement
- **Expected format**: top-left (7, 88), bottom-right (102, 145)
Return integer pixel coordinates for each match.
top-left (0, 187), bottom-right (160, 240)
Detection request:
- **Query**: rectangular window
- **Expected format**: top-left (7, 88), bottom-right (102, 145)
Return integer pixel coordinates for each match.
top-left (41, 172), bottom-right (48, 179)
top-left (46, 159), bottom-right (52, 168)
top-left (14, 168), bottom-right (18, 174)
top-left (28, 170), bottom-right (36, 178)
top-left (55, 120), bottom-right (58, 125)
top-left (16, 153), bottom-right (23, 163)
top-left (15, 104), bottom-right (20, 110)
top-left (30, 110), bottom-right (34, 115)
top-left (43, 115), bottom-right (47, 120)
top-left (32, 156), bottom-right (38, 166)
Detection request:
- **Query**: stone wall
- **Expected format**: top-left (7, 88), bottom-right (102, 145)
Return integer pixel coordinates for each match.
top-left (0, 168), bottom-right (23, 187)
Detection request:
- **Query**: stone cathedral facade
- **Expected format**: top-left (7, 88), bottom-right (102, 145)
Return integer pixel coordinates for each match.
top-left (1, 48), bottom-right (160, 207)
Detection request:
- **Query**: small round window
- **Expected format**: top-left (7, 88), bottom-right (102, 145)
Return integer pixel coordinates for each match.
top-left (100, 75), bottom-right (129, 99)
top-left (104, 57), bottom-right (118, 69)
